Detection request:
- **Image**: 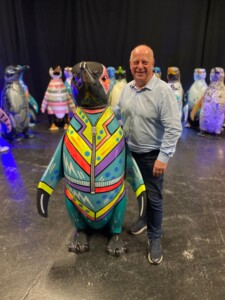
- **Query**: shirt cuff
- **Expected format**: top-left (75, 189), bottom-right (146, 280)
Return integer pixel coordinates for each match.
top-left (157, 152), bottom-right (170, 164)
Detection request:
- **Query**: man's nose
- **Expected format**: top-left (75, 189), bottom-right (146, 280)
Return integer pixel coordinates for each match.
top-left (137, 62), bottom-right (143, 68)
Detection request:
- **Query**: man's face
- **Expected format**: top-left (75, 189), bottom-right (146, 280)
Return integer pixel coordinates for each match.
top-left (130, 46), bottom-right (155, 88)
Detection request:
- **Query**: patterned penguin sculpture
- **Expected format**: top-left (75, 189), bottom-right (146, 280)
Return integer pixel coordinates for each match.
top-left (191, 67), bottom-right (225, 136)
top-left (37, 61), bottom-right (146, 256)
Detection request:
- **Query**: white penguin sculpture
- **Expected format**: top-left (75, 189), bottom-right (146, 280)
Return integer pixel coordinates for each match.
top-left (109, 66), bottom-right (127, 108)
top-left (184, 68), bottom-right (208, 127)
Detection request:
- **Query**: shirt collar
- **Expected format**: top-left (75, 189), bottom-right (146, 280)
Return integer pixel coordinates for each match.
top-left (130, 74), bottom-right (158, 91)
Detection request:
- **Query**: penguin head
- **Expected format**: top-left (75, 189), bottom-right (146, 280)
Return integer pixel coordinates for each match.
top-left (115, 66), bottom-right (126, 81)
top-left (49, 66), bottom-right (62, 79)
top-left (107, 66), bottom-right (116, 80)
top-left (64, 67), bottom-right (73, 80)
top-left (210, 67), bottom-right (224, 83)
top-left (4, 65), bottom-right (29, 83)
top-left (194, 68), bottom-right (206, 81)
top-left (71, 61), bottom-right (110, 109)
top-left (167, 67), bottom-right (180, 82)
top-left (153, 67), bottom-right (162, 78)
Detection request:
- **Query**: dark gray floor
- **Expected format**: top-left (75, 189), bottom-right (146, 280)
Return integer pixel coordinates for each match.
top-left (1, 117), bottom-right (225, 300)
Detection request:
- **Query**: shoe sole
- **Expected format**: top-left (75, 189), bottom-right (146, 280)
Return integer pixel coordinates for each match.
top-left (130, 225), bottom-right (147, 235)
top-left (148, 252), bottom-right (163, 265)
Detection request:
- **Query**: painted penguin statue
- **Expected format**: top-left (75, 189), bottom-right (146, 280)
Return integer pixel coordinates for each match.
top-left (191, 67), bottom-right (225, 136)
top-left (64, 66), bottom-right (77, 106)
top-left (109, 66), bottom-right (127, 107)
top-left (41, 66), bottom-right (76, 130)
top-left (37, 61), bottom-right (146, 256)
top-left (153, 67), bottom-right (162, 79)
top-left (0, 65), bottom-right (34, 141)
top-left (19, 65), bottom-right (39, 126)
top-left (184, 68), bottom-right (208, 128)
top-left (107, 66), bottom-right (116, 92)
top-left (167, 67), bottom-right (184, 120)
top-left (0, 108), bottom-right (12, 152)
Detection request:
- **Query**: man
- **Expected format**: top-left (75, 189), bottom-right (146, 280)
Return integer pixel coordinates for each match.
top-left (114, 45), bottom-right (182, 264)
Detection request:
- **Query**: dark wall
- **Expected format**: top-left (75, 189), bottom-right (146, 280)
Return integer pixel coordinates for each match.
top-left (0, 0), bottom-right (224, 105)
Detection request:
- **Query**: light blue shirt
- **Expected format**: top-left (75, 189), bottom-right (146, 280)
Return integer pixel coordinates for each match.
top-left (114, 74), bottom-right (182, 163)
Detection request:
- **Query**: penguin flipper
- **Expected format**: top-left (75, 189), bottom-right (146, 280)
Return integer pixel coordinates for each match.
top-left (125, 146), bottom-right (147, 219)
top-left (37, 188), bottom-right (50, 218)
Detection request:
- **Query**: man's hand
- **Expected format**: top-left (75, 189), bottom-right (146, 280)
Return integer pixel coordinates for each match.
top-left (153, 160), bottom-right (167, 177)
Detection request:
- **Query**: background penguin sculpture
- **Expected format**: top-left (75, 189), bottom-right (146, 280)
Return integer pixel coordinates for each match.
top-left (64, 66), bottom-right (77, 106)
top-left (19, 65), bottom-right (39, 126)
top-left (0, 65), bottom-right (34, 141)
top-left (41, 66), bottom-right (76, 130)
top-left (107, 66), bottom-right (116, 92)
top-left (184, 68), bottom-right (208, 128)
top-left (191, 67), bottom-right (225, 137)
top-left (0, 108), bottom-right (12, 152)
top-left (167, 66), bottom-right (184, 120)
top-left (37, 61), bottom-right (146, 256)
top-left (153, 66), bottom-right (162, 79)
top-left (109, 66), bottom-right (127, 107)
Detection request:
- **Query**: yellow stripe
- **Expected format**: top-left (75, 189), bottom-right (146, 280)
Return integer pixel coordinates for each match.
top-left (38, 181), bottom-right (53, 195)
top-left (96, 127), bottom-right (123, 163)
top-left (96, 183), bottom-right (124, 218)
top-left (67, 188), bottom-right (95, 219)
top-left (67, 124), bottom-right (91, 164)
top-left (135, 184), bottom-right (146, 197)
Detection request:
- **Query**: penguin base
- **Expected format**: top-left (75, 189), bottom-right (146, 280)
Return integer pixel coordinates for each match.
top-left (68, 231), bottom-right (90, 254)
top-left (106, 234), bottom-right (128, 257)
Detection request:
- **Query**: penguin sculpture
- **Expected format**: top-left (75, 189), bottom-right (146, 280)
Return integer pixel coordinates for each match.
top-left (167, 67), bottom-right (184, 119)
top-left (19, 65), bottom-right (39, 126)
top-left (109, 66), bottom-right (127, 107)
top-left (41, 66), bottom-right (76, 130)
top-left (0, 108), bottom-right (11, 152)
top-left (191, 67), bottom-right (225, 136)
top-left (153, 67), bottom-right (162, 79)
top-left (37, 61), bottom-right (146, 256)
top-left (1, 65), bottom-right (34, 141)
top-left (64, 66), bottom-right (77, 105)
top-left (107, 66), bottom-right (116, 92)
top-left (184, 68), bottom-right (208, 128)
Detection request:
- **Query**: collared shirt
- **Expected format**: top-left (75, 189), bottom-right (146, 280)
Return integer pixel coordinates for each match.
top-left (114, 74), bottom-right (182, 163)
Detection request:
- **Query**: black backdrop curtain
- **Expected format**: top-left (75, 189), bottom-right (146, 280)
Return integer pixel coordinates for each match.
top-left (0, 0), bottom-right (224, 105)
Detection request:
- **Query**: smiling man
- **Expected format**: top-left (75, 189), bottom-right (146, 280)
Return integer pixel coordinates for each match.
top-left (114, 44), bottom-right (182, 264)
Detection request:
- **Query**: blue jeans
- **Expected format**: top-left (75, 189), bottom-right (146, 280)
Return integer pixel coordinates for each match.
top-left (131, 150), bottom-right (164, 239)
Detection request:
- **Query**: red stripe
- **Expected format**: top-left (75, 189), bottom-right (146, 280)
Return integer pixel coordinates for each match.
top-left (95, 177), bottom-right (124, 193)
top-left (64, 135), bottom-right (90, 174)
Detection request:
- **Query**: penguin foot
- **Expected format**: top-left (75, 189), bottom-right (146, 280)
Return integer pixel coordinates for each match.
top-left (68, 231), bottom-right (90, 254)
top-left (0, 146), bottom-right (9, 153)
top-left (49, 123), bottom-right (59, 131)
top-left (15, 135), bottom-right (24, 142)
top-left (198, 131), bottom-right (205, 137)
top-left (184, 123), bottom-right (191, 128)
top-left (64, 123), bottom-right (69, 130)
top-left (106, 234), bottom-right (128, 257)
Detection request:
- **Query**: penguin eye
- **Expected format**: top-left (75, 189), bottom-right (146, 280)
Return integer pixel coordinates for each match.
top-left (102, 75), bottom-right (108, 82)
